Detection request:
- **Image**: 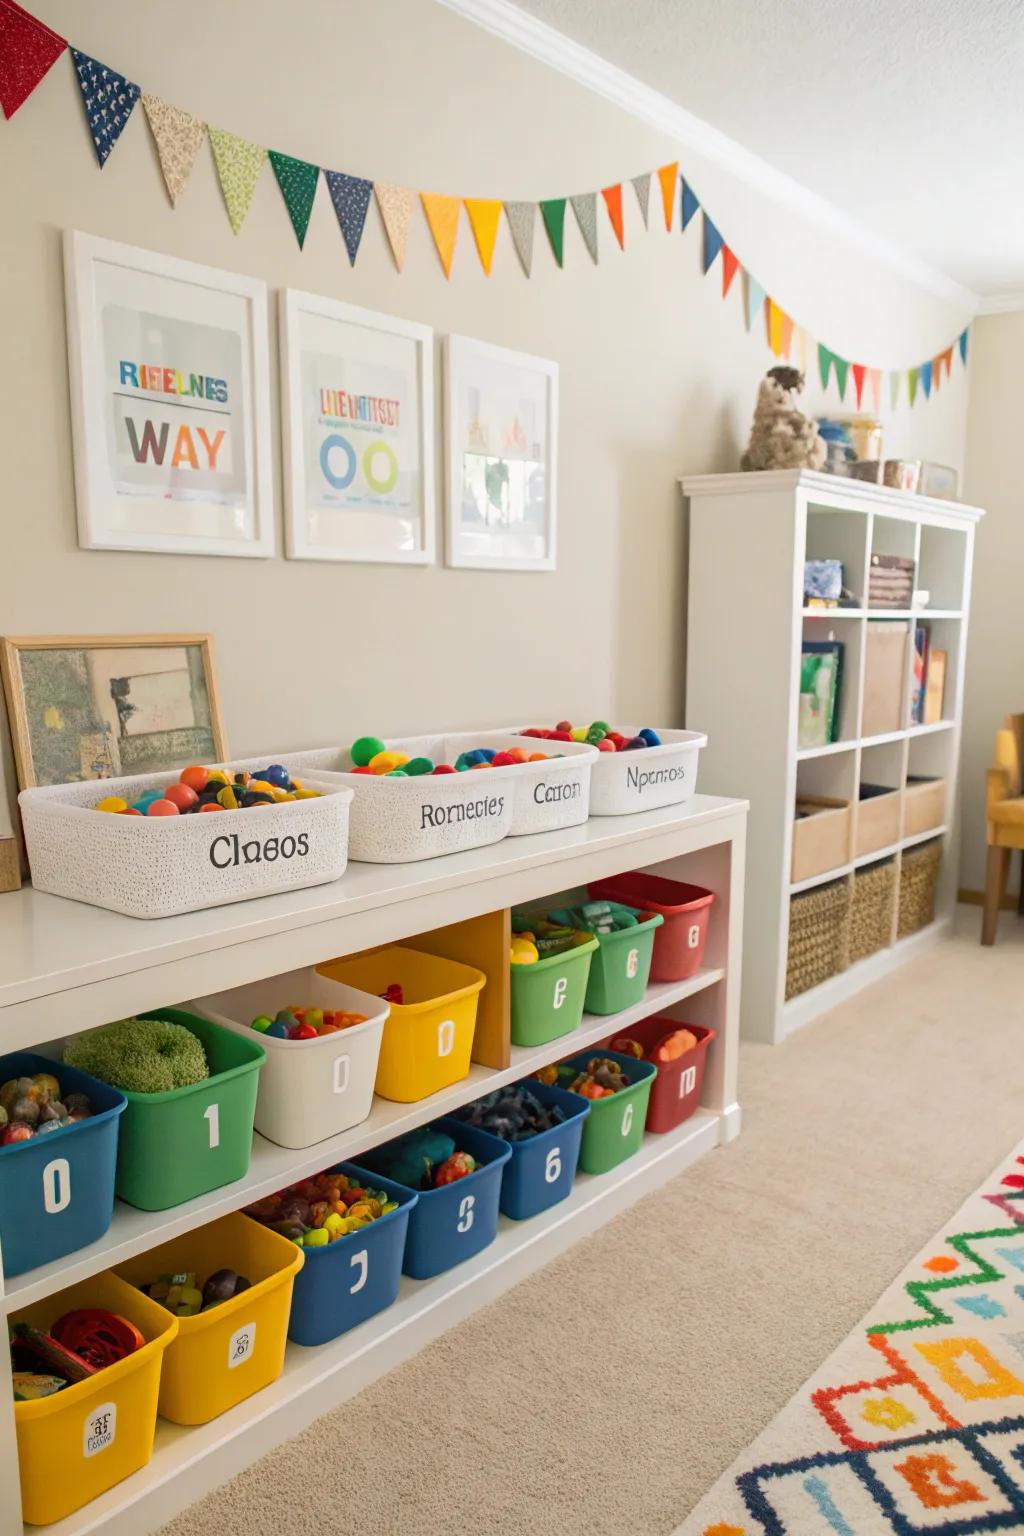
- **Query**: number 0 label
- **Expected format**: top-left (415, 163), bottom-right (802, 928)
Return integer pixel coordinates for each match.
top-left (43, 1157), bottom-right (71, 1214)
top-left (437, 1020), bottom-right (455, 1057)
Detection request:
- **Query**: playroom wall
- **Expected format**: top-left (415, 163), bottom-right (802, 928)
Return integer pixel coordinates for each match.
top-left (0, 0), bottom-right (972, 785)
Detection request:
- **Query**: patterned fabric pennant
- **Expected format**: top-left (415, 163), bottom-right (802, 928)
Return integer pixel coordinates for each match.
top-left (959, 327), bottom-right (969, 364)
top-left (721, 245), bottom-right (740, 297)
top-left (890, 370), bottom-right (902, 410)
top-left (421, 192), bottom-right (460, 277)
top-left (142, 94), bottom-right (205, 206)
top-left (324, 171), bottom-right (372, 264)
top-left (71, 49), bottom-right (139, 167)
top-left (656, 162), bottom-right (678, 230)
top-left (375, 182), bottom-right (412, 271)
top-left (908, 366), bottom-right (919, 406)
top-left (852, 362), bottom-right (867, 408)
top-left (0, 0), bottom-right (65, 119)
top-left (630, 172), bottom-right (650, 228)
top-left (571, 192), bottom-right (598, 264)
top-left (269, 150), bottom-right (319, 248)
top-left (920, 358), bottom-right (933, 399)
top-left (868, 368), bottom-right (882, 412)
top-left (602, 184), bottom-right (625, 249)
top-left (702, 213), bottom-right (723, 273)
top-left (464, 198), bottom-right (502, 275)
top-left (540, 198), bottom-right (566, 267)
top-left (504, 201), bottom-right (535, 277)
top-left (209, 126), bottom-right (266, 234)
top-left (680, 180), bottom-right (700, 231)
top-left (744, 272), bottom-right (766, 332)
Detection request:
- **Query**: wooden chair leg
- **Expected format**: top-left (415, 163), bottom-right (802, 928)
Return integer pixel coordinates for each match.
top-left (1018, 849), bottom-right (1024, 915)
top-left (982, 845), bottom-right (1010, 945)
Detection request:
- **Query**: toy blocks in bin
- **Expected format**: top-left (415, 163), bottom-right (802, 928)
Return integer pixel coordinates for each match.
top-left (547, 901), bottom-right (663, 1014)
top-left (453, 1079), bottom-right (591, 1221)
top-left (600, 1017), bottom-right (715, 1134)
top-left (115, 1212), bottom-right (303, 1425)
top-left (10, 1270), bottom-right (177, 1526)
top-left (556, 1050), bottom-right (657, 1174)
top-left (509, 918), bottom-right (599, 1047)
top-left (588, 872), bottom-right (715, 982)
top-left (190, 968), bottom-right (388, 1149)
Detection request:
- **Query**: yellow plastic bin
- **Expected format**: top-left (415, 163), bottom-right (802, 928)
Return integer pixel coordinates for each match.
top-left (319, 947), bottom-right (485, 1103)
top-left (115, 1211), bottom-right (304, 1426)
top-left (11, 1271), bottom-right (177, 1526)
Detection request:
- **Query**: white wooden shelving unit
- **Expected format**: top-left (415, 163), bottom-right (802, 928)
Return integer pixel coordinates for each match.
top-left (682, 468), bottom-right (981, 1045)
top-left (0, 794), bottom-right (746, 1536)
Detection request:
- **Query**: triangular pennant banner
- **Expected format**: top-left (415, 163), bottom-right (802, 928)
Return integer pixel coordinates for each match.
top-left (71, 48), bottom-right (140, 167)
top-left (680, 180), bottom-right (700, 231)
top-left (571, 192), bottom-right (598, 264)
top-left (940, 345), bottom-right (954, 380)
top-left (0, 0), bottom-right (65, 119)
top-left (324, 171), bottom-right (372, 265)
top-left (540, 198), bottom-right (566, 267)
top-left (833, 355), bottom-right (849, 399)
top-left (421, 192), bottom-right (460, 278)
top-left (630, 172), bottom-right (650, 228)
top-left (464, 198), bottom-right (502, 275)
top-left (920, 359), bottom-right (933, 399)
top-left (375, 182), bottom-right (412, 271)
top-left (744, 273), bottom-right (766, 332)
top-left (656, 162), bottom-right (678, 231)
top-left (793, 325), bottom-right (807, 372)
top-left (209, 127), bottom-right (266, 234)
top-left (852, 362), bottom-right (867, 408)
top-left (890, 371), bottom-right (901, 410)
top-left (818, 344), bottom-right (833, 392)
top-left (602, 184), bottom-right (625, 249)
top-left (931, 354), bottom-right (942, 391)
top-left (702, 213), bottom-right (723, 273)
top-left (269, 150), bottom-right (319, 248)
top-left (721, 245), bottom-right (739, 297)
top-left (779, 311), bottom-right (794, 359)
top-left (143, 94), bottom-right (205, 207)
top-left (868, 368), bottom-right (882, 413)
top-left (766, 300), bottom-right (793, 358)
top-left (908, 367), bottom-right (919, 406)
top-left (504, 201), bottom-right (535, 277)
top-left (959, 327), bottom-right (969, 365)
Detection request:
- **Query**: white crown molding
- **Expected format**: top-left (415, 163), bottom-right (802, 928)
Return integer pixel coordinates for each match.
top-left (977, 292), bottom-right (1024, 315)
top-left (434, 0), bottom-right (979, 314)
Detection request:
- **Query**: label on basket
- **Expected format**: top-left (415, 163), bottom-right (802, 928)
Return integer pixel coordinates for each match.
top-left (626, 763), bottom-right (687, 794)
top-left (83, 1402), bottom-right (116, 1458)
top-left (533, 779), bottom-right (581, 804)
top-left (228, 1321), bottom-right (256, 1368)
top-left (626, 947), bottom-right (639, 979)
top-left (679, 1065), bottom-right (697, 1098)
top-left (208, 832), bottom-right (311, 870)
top-left (420, 795), bottom-right (504, 831)
top-left (552, 977), bottom-right (568, 1010)
top-left (688, 923), bottom-right (701, 949)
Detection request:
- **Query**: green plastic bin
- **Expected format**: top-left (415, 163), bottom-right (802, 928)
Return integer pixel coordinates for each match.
top-left (549, 905), bottom-right (663, 1015)
top-left (113, 1010), bottom-right (264, 1211)
top-left (559, 1050), bottom-right (657, 1174)
top-left (510, 936), bottom-right (599, 1047)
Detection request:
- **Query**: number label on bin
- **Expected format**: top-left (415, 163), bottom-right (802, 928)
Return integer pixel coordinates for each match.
top-left (626, 947), bottom-right (639, 979)
top-left (204, 1102), bottom-right (220, 1149)
top-left (333, 1055), bottom-right (351, 1094)
top-left (457, 1194), bottom-right (475, 1232)
top-left (544, 1147), bottom-right (562, 1184)
top-left (552, 977), bottom-right (568, 1010)
top-left (437, 1020), bottom-right (455, 1058)
top-left (83, 1403), bottom-right (116, 1458)
top-left (688, 923), bottom-right (701, 949)
top-left (349, 1248), bottom-right (368, 1294)
top-left (621, 1102), bottom-right (634, 1137)
top-left (42, 1156), bottom-right (71, 1215)
top-left (228, 1322), bottom-right (256, 1369)
top-left (679, 1066), bottom-right (697, 1098)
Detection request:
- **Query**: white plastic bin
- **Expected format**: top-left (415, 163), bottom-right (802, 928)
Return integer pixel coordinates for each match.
top-left (513, 726), bottom-right (707, 816)
top-left (19, 765), bottom-right (352, 918)
top-left (190, 967), bottom-right (388, 1148)
top-left (443, 732), bottom-right (595, 836)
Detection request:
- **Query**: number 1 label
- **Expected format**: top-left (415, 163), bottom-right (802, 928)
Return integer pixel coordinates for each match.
top-left (204, 1103), bottom-right (220, 1149)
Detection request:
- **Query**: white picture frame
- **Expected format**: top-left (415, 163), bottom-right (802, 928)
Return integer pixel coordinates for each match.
top-left (444, 334), bottom-right (557, 572)
top-left (63, 230), bottom-right (274, 558)
top-left (280, 289), bottom-right (435, 564)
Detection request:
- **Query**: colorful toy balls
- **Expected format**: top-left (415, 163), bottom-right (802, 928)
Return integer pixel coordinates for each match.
top-left (94, 765), bottom-right (319, 817)
top-left (523, 721), bottom-right (662, 751)
top-left (250, 1006), bottom-right (368, 1041)
top-left (349, 737), bottom-right (554, 777)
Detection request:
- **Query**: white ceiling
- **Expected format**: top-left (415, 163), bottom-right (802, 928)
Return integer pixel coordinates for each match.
top-left (503, 0), bottom-right (1024, 302)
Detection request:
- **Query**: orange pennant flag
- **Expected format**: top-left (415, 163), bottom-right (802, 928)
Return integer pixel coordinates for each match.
top-left (601, 184), bottom-right (625, 249)
top-left (656, 162), bottom-right (678, 231)
top-left (464, 198), bottom-right (502, 275)
top-left (868, 368), bottom-right (882, 412)
top-left (721, 245), bottom-right (739, 297)
top-left (941, 345), bottom-right (954, 379)
top-left (421, 193), bottom-right (461, 278)
top-left (766, 299), bottom-right (793, 358)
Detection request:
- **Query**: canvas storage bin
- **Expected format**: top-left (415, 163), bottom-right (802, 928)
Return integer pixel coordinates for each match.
top-left (862, 623), bottom-right (908, 738)
top-left (513, 726), bottom-right (707, 817)
top-left (19, 763), bottom-right (352, 918)
top-left (785, 877), bottom-right (851, 999)
top-left (791, 796), bottom-right (851, 883)
top-left (849, 858), bottom-right (896, 964)
top-left (903, 776), bottom-right (946, 839)
top-left (898, 838), bottom-right (942, 939)
top-left (856, 784), bottom-right (901, 858)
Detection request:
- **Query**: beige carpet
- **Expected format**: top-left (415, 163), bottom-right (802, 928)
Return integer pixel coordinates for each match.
top-left (161, 908), bottom-right (1024, 1536)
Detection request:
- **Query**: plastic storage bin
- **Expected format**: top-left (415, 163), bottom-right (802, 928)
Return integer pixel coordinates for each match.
top-left (190, 968), bottom-right (388, 1149)
top-left (101, 1010), bottom-right (264, 1211)
top-left (600, 1017), bottom-right (715, 1134)
top-left (517, 726), bottom-right (706, 817)
top-left (0, 1052), bottom-right (126, 1279)
top-left (548, 905), bottom-right (663, 1015)
top-left (588, 873), bottom-right (715, 983)
top-left (559, 1050), bottom-right (657, 1174)
top-left (357, 1118), bottom-right (511, 1279)
top-left (509, 933), bottom-right (599, 1047)
top-left (18, 765), bottom-right (352, 918)
top-left (446, 732), bottom-right (596, 836)
top-left (318, 948), bottom-right (485, 1103)
top-left (284, 1164), bottom-right (418, 1345)
top-left (455, 1080), bottom-right (590, 1221)
top-left (116, 1212), bottom-right (303, 1425)
top-left (11, 1270), bottom-right (177, 1526)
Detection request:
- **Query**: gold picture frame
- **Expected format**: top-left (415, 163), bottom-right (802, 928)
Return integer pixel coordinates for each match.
top-left (0, 634), bottom-right (227, 789)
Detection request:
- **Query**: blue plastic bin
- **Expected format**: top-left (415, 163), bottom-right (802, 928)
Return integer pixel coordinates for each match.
top-left (453, 1081), bottom-right (590, 1221)
top-left (359, 1118), bottom-right (512, 1281)
top-left (283, 1163), bottom-right (418, 1346)
top-left (0, 1052), bottom-right (126, 1278)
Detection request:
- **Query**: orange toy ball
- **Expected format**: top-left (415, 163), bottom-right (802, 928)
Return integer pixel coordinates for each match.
top-left (146, 798), bottom-right (179, 816)
top-left (118, 807), bottom-right (144, 815)
top-left (596, 738), bottom-right (616, 752)
top-left (527, 752), bottom-right (548, 762)
top-left (198, 803), bottom-right (224, 812)
top-left (163, 783), bottom-right (199, 811)
top-left (506, 748), bottom-right (529, 763)
top-left (179, 765), bottom-right (210, 792)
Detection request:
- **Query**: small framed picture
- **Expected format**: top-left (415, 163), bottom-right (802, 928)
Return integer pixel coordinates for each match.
top-left (920, 462), bottom-right (960, 501)
top-left (444, 334), bottom-right (557, 571)
top-left (0, 634), bottom-right (226, 788)
top-left (280, 289), bottom-right (435, 564)
top-left (64, 230), bottom-right (274, 557)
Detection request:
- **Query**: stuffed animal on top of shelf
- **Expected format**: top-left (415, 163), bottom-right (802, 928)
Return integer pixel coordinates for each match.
top-left (741, 366), bottom-right (827, 472)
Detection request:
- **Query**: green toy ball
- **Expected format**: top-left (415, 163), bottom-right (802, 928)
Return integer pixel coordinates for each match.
top-left (404, 756), bottom-right (434, 776)
top-left (351, 735), bottom-right (386, 768)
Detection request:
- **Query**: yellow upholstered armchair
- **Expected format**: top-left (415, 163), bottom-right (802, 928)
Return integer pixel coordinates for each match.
top-left (983, 713), bottom-right (1024, 944)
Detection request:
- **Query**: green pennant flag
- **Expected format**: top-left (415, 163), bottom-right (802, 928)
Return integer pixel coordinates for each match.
top-left (817, 343), bottom-right (832, 392)
top-left (540, 198), bottom-right (567, 267)
top-left (907, 366), bottom-right (919, 406)
top-left (832, 355), bottom-right (849, 399)
top-left (269, 150), bottom-right (320, 248)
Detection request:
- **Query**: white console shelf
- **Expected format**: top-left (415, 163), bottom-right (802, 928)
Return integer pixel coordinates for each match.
top-left (0, 794), bottom-right (747, 1536)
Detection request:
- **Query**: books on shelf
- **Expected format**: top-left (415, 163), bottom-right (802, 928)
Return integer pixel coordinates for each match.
top-left (912, 625), bottom-right (929, 724)
top-left (924, 648), bottom-right (948, 724)
top-left (798, 640), bottom-right (843, 749)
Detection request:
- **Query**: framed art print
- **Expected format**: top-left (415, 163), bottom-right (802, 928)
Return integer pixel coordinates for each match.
top-left (64, 230), bottom-right (274, 557)
top-left (444, 334), bottom-right (557, 571)
top-left (280, 289), bottom-right (435, 564)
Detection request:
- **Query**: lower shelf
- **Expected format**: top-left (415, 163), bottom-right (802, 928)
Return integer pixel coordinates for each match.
top-left (781, 916), bottom-right (950, 1038)
top-left (37, 1106), bottom-right (734, 1536)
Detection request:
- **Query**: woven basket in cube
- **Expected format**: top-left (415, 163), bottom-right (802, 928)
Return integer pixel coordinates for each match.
top-left (786, 877), bottom-right (851, 1000)
top-left (898, 839), bottom-right (942, 939)
top-left (850, 858), bottom-right (896, 964)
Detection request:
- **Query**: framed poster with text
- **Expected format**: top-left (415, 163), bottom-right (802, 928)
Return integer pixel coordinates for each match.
top-left (280, 290), bottom-right (435, 564)
top-left (63, 230), bottom-right (274, 557)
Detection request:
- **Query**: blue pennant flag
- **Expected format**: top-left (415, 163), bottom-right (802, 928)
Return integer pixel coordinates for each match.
top-left (680, 180), bottom-right (700, 232)
top-left (324, 171), bottom-right (373, 265)
top-left (702, 212), bottom-right (723, 272)
top-left (71, 49), bottom-right (140, 167)
top-left (920, 359), bottom-right (933, 399)
top-left (959, 327), bottom-right (969, 365)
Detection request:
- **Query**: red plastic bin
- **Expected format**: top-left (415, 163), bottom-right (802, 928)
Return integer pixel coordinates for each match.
top-left (601, 1015), bottom-right (715, 1134)
top-left (589, 873), bottom-right (714, 982)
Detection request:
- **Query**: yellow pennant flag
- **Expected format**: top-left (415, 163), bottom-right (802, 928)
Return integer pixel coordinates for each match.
top-left (464, 198), bottom-right (502, 275)
top-left (421, 193), bottom-right (461, 278)
top-left (766, 299), bottom-right (793, 358)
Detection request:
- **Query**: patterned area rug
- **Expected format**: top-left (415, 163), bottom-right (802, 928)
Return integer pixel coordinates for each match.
top-left (678, 1142), bottom-right (1024, 1536)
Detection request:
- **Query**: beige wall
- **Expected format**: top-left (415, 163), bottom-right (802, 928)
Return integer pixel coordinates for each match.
top-left (1, 0), bottom-right (971, 799)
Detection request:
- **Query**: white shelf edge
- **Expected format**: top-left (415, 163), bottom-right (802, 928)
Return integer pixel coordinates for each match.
top-left (907, 721), bottom-right (956, 738)
top-left (796, 740), bottom-right (857, 761)
top-left (798, 720), bottom-right (956, 759)
top-left (802, 608), bottom-right (866, 619)
top-left (789, 864), bottom-right (852, 895)
top-left (801, 609), bottom-right (963, 621)
top-left (781, 918), bottom-right (951, 1037)
top-left (3, 967), bottom-right (725, 1312)
top-left (681, 469), bottom-right (986, 524)
top-left (902, 824), bottom-right (947, 850)
top-left (854, 843), bottom-right (900, 868)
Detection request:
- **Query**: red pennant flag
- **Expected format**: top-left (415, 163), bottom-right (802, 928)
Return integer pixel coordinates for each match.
top-left (721, 245), bottom-right (739, 297)
top-left (852, 363), bottom-right (867, 408)
top-left (0, 0), bottom-right (66, 118)
top-left (601, 183), bottom-right (625, 249)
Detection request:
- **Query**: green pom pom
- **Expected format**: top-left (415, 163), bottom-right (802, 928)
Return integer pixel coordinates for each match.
top-left (404, 757), bottom-right (434, 776)
top-left (351, 735), bottom-right (386, 768)
top-left (386, 769), bottom-right (409, 777)
top-left (64, 1017), bottom-right (209, 1094)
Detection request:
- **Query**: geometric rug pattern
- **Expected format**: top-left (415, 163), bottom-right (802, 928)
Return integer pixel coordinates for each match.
top-left (677, 1146), bottom-right (1024, 1535)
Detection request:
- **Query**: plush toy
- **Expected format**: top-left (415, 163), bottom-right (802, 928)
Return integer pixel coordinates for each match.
top-left (741, 366), bottom-right (827, 472)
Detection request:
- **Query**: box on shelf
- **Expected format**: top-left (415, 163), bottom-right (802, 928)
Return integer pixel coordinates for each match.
top-left (786, 877), bottom-right (851, 1000)
top-left (791, 797), bottom-right (851, 883)
top-left (903, 776), bottom-right (946, 838)
top-left (862, 622), bottom-right (909, 737)
top-left (190, 969), bottom-right (388, 1149)
top-left (868, 553), bottom-right (915, 608)
top-left (508, 927), bottom-right (598, 1048)
top-left (558, 1050), bottom-right (657, 1174)
top-left (898, 839), bottom-right (942, 939)
top-left (599, 1017), bottom-right (715, 1135)
top-left (318, 947), bottom-right (485, 1103)
top-left (453, 1079), bottom-right (591, 1222)
top-left (547, 902), bottom-right (663, 1015)
top-left (856, 784), bottom-right (901, 858)
top-left (18, 765), bottom-right (352, 919)
top-left (850, 858), bottom-right (896, 964)
top-left (587, 872), bottom-right (715, 982)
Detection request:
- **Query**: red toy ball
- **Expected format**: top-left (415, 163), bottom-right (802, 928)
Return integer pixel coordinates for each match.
top-left (146, 798), bottom-right (179, 817)
top-left (163, 783), bottom-right (199, 811)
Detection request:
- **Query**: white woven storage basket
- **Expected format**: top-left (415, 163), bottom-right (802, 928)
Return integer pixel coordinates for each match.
top-left (511, 725), bottom-right (706, 816)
